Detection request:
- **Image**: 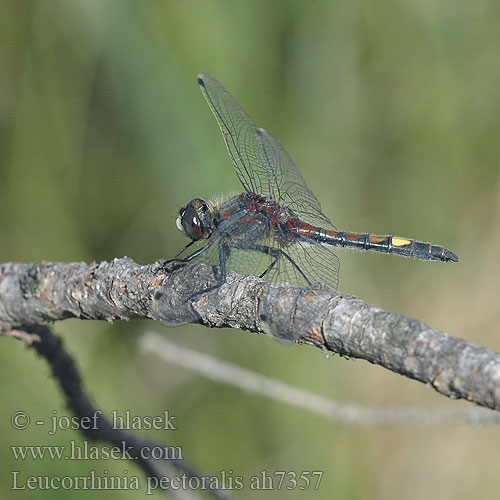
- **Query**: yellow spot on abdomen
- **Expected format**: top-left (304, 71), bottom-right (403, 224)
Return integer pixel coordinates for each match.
top-left (392, 237), bottom-right (411, 247)
top-left (368, 234), bottom-right (387, 243)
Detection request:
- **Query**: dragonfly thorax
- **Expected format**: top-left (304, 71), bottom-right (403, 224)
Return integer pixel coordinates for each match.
top-left (176, 198), bottom-right (213, 241)
top-left (245, 192), bottom-right (291, 225)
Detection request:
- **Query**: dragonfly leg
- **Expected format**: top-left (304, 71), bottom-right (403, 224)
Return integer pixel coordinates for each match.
top-left (166, 240), bottom-right (209, 266)
top-left (161, 239), bottom-right (214, 275)
top-left (187, 241), bottom-right (231, 298)
top-left (232, 242), bottom-right (313, 287)
top-left (173, 240), bottom-right (196, 259)
top-left (260, 254), bottom-right (279, 279)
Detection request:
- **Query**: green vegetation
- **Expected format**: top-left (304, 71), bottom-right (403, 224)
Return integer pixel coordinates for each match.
top-left (1, 1), bottom-right (499, 498)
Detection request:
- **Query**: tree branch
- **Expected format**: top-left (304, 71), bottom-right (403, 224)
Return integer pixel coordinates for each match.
top-left (1, 258), bottom-right (499, 412)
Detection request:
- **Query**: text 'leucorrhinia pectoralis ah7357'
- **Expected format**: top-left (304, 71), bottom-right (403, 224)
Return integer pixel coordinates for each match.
top-left (168, 73), bottom-right (458, 293)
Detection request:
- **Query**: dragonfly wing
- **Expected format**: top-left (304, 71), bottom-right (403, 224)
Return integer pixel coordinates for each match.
top-left (176, 210), bottom-right (339, 291)
top-left (198, 73), bottom-right (277, 198)
top-left (266, 236), bottom-right (340, 292)
top-left (256, 127), bottom-right (336, 230)
top-left (196, 74), bottom-right (339, 292)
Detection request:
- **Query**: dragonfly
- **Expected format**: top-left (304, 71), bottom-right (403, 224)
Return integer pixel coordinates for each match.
top-left (169, 73), bottom-right (458, 293)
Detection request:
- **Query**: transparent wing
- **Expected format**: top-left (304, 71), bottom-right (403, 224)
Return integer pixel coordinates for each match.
top-left (198, 73), bottom-right (275, 197)
top-left (198, 73), bottom-right (335, 230)
top-left (188, 74), bottom-right (340, 291)
top-left (177, 211), bottom-right (339, 292)
top-left (211, 208), bottom-right (338, 291)
top-left (266, 237), bottom-right (340, 292)
top-left (185, 236), bottom-right (270, 279)
top-left (256, 128), bottom-right (336, 230)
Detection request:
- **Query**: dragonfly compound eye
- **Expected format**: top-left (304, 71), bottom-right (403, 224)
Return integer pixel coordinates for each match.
top-left (180, 207), bottom-right (203, 240)
top-left (179, 199), bottom-right (212, 241)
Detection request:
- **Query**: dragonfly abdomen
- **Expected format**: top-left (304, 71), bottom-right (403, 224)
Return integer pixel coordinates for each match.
top-left (304, 227), bottom-right (458, 262)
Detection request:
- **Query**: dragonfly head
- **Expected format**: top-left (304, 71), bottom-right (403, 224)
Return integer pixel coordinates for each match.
top-left (176, 198), bottom-right (212, 241)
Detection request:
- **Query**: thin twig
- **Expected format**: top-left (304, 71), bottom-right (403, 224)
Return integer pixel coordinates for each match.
top-left (139, 333), bottom-right (500, 426)
top-left (1, 258), bottom-right (499, 412)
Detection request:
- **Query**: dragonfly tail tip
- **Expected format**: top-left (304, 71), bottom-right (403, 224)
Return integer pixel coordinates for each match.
top-left (444, 249), bottom-right (459, 262)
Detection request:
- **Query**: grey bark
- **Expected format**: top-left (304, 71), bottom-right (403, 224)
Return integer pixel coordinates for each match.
top-left (1, 258), bottom-right (498, 412)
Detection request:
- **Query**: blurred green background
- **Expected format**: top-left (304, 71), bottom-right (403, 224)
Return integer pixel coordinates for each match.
top-left (1, 0), bottom-right (499, 498)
